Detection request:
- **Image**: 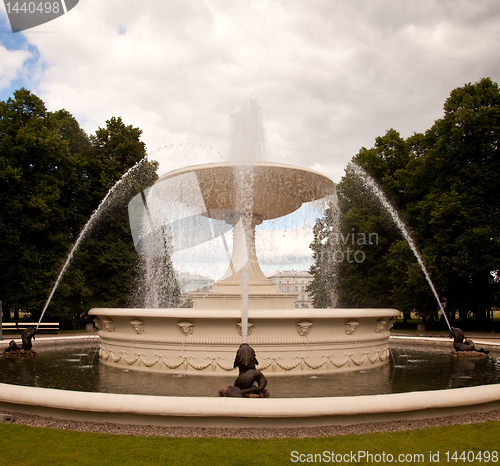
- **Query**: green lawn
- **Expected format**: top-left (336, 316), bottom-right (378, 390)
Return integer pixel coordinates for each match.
top-left (1, 421), bottom-right (499, 465)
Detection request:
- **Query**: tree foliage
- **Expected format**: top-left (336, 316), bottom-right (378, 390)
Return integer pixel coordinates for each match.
top-left (308, 78), bottom-right (500, 326)
top-left (0, 89), bottom-right (160, 328)
top-left (307, 204), bottom-right (339, 308)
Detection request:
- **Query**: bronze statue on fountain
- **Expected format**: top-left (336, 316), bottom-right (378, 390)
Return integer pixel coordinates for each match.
top-left (3, 325), bottom-right (37, 357)
top-left (449, 327), bottom-right (489, 357)
top-left (219, 343), bottom-right (269, 398)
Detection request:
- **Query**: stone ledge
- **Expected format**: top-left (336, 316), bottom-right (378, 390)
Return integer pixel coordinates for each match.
top-left (1, 383), bottom-right (500, 428)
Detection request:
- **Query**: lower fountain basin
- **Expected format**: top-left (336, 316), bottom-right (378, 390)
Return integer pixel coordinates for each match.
top-left (0, 339), bottom-right (500, 427)
top-left (2, 340), bottom-right (500, 397)
top-left (89, 308), bottom-right (399, 375)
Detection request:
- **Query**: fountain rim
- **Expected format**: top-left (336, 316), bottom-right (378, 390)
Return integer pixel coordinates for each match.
top-left (1, 335), bottom-right (500, 428)
top-left (88, 307), bottom-right (400, 319)
top-left (156, 160), bottom-right (336, 184)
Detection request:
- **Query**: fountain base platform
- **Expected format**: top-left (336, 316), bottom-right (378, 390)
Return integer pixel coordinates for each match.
top-left (89, 308), bottom-right (399, 375)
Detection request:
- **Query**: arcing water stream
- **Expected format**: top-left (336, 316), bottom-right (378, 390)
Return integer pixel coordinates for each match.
top-left (351, 163), bottom-right (452, 332)
top-left (36, 158), bottom-right (149, 329)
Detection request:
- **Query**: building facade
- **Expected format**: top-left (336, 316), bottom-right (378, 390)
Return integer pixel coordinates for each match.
top-left (268, 270), bottom-right (314, 309)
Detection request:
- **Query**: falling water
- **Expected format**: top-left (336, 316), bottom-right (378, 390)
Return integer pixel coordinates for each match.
top-left (37, 158), bottom-right (150, 329)
top-left (236, 180), bottom-right (254, 344)
top-left (317, 190), bottom-right (342, 308)
top-left (230, 100), bottom-right (265, 342)
top-left (351, 163), bottom-right (452, 332)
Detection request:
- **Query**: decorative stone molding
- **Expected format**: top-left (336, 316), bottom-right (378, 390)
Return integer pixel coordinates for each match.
top-left (296, 321), bottom-right (313, 337)
top-left (374, 319), bottom-right (386, 333)
top-left (102, 318), bottom-right (114, 332)
top-left (259, 349), bottom-right (389, 372)
top-left (100, 346), bottom-right (237, 372)
top-left (178, 321), bottom-right (194, 336)
top-left (99, 344), bottom-right (389, 373)
top-left (387, 317), bottom-right (395, 331)
top-left (90, 309), bottom-right (399, 374)
top-left (236, 322), bottom-right (254, 337)
top-left (130, 319), bottom-right (145, 335)
top-left (93, 317), bottom-right (102, 330)
top-left (345, 320), bottom-right (359, 335)
top-left (99, 330), bottom-right (390, 347)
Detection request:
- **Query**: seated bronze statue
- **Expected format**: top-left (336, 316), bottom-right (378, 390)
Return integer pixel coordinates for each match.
top-left (3, 326), bottom-right (37, 355)
top-left (219, 343), bottom-right (269, 397)
top-left (449, 327), bottom-right (489, 354)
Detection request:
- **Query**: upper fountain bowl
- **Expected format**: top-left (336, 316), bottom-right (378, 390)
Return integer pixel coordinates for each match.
top-left (156, 162), bottom-right (336, 222)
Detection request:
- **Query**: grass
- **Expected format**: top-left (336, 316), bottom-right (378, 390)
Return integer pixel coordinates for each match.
top-left (1, 421), bottom-right (500, 465)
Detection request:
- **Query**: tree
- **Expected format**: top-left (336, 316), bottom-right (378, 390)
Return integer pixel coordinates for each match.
top-left (399, 78), bottom-right (500, 326)
top-left (307, 203), bottom-right (339, 308)
top-left (51, 119), bottom-right (160, 327)
top-left (0, 90), bottom-right (164, 328)
top-left (335, 163), bottom-right (402, 309)
top-left (0, 89), bottom-right (88, 320)
top-left (308, 78), bottom-right (500, 327)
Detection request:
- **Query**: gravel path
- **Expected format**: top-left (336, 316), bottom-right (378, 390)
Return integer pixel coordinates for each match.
top-left (4, 409), bottom-right (500, 439)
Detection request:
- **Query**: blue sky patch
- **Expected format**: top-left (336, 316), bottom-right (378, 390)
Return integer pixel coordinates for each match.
top-left (0, 12), bottom-right (43, 102)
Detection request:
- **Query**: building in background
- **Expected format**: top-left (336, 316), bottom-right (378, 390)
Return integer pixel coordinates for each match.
top-left (268, 270), bottom-right (313, 309)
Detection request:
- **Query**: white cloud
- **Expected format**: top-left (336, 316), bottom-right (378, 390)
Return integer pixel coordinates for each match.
top-left (1, 0), bottom-right (499, 184)
top-left (0, 46), bottom-right (31, 90)
top-left (2, 0), bottom-right (498, 286)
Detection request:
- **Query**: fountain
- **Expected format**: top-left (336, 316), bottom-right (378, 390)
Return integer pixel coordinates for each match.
top-left (1, 103), bottom-right (499, 428)
top-left (89, 159), bottom-right (399, 376)
top-left (88, 101), bottom-right (399, 376)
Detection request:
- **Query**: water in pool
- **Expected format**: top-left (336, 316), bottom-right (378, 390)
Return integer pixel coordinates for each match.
top-left (1, 342), bottom-right (499, 397)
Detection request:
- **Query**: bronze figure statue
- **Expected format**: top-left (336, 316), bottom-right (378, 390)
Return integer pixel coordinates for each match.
top-left (449, 327), bottom-right (489, 354)
top-left (20, 326), bottom-right (37, 351)
top-left (3, 325), bottom-right (37, 356)
top-left (4, 340), bottom-right (21, 353)
top-left (219, 343), bottom-right (269, 397)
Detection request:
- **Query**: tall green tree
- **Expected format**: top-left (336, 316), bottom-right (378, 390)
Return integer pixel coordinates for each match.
top-left (307, 203), bottom-right (339, 308)
top-left (50, 118), bottom-right (159, 327)
top-left (399, 77), bottom-right (500, 325)
top-left (335, 160), bottom-right (404, 310)
top-left (0, 89), bottom-right (162, 328)
top-left (0, 89), bottom-right (89, 320)
top-left (308, 78), bottom-right (500, 327)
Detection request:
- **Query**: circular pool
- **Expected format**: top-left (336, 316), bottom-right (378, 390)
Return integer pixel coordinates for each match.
top-left (1, 335), bottom-right (500, 428)
top-left (2, 339), bottom-right (500, 397)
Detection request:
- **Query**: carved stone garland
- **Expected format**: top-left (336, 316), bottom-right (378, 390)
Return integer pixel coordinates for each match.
top-left (99, 345), bottom-right (389, 373)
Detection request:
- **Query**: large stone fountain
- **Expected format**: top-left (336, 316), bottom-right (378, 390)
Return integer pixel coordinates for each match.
top-left (2, 101), bottom-right (498, 427)
top-left (89, 161), bottom-right (399, 375)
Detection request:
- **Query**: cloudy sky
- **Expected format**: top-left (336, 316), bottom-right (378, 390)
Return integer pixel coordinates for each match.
top-left (1, 0), bottom-right (500, 183)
